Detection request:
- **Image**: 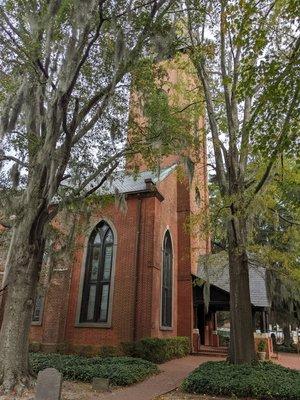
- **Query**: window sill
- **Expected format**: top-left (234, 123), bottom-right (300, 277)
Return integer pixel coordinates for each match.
top-left (75, 322), bottom-right (112, 329)
top-left (31, 321), bottom-right (42, 326)
top-left (160, 326), bottom-right (173, 331)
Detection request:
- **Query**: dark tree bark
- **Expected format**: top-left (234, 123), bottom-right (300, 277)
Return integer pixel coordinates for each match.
top-left (227, 205), bottom-right (256, 363)
top-left (0, 201), bottom-right (46, 392)
top-left (283, 323), bottom-right (292, 347)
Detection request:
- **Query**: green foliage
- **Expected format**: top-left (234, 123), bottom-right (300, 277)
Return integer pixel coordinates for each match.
top-left (217, 327), bottom-right (230, 347)
top-left (122, 336), bottom-right (190, 364)
top-left (98, 345), bottom-right (121, 357)
top-left (277, 344), bottom-right (298, 354)
top-left (208, 159), bottom-right (300, 324)
top-left (257, 340), bottom-right (267, 352)
top-left (128, 55), bottom-right (203, 171)
top-left (182, 361), bottom-right (300, 399)
top-left (29, 353), bottom-right (158, 386)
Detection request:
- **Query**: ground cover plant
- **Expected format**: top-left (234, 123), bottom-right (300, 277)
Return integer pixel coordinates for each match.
top-left (122, 337), bottom-right (190, 363)
top-left (277, 344), bottom-right (298, 353)
top-left (182, 361), bottom-right (300, 400)
top-left (30, 353), bottom-right (158, 386)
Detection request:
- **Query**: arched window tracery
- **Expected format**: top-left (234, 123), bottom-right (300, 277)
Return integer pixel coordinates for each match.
top-left (161, 231), bottom-right (172, 327)
top-left (80, 221), bottom-right (114, 323)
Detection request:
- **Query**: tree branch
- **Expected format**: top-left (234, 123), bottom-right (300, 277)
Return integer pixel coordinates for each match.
top-left (239, 95), bottom-right (252, 177)
top-left (268, 208), bottom-right (300, 226)
top-left (194, 60), bottom-right (228, 195)
top-left (83, 162), bottom-right (119, 198)
top-left (253, 82), bottom-right (300, 195)
top-left (220, 2), bottom-right (239, 183)
top-left (0, 221), bottom-right (11, 229)
top-left (0, 155), bottom-right (28, 168)
top-left (75, 149), bottom-right (125, 194)
top-left (62, 0), bottom-right (107, 103)
top-left (73, 0), bottom-right (172, 137)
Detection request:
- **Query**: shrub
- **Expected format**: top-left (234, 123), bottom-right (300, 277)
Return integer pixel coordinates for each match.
top-left (219, 335), bottom-right (230, 347)
top-left (182, 361), bottom-right (300, 400)
top-left (29, 353), bottom-right (158, 386)
top-left (69, 344), bottom-right (95, 356)
top-left (277, 344), bottom-right (297, 353)
top-left (257, 340), bottom-right (267, 352)
top-left (29, 342), bottom-right (41, 353)
top-left (98, 345), bottom-right (121, 357)
top-left (122, 336), bottom-right (190, 363)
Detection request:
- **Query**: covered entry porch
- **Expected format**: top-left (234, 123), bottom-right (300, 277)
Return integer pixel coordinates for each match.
top-left (192, 251), bottom-right (271, 353)
top-left (193, 284), bottom-right (270, 349)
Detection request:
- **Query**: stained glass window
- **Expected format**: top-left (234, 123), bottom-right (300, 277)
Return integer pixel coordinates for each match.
top-left (80, 221), bottom-right (115, 323)
top-left (161, 231), bottom-right (172, 327)
top-left (32, 293), bottom-right (44, 323)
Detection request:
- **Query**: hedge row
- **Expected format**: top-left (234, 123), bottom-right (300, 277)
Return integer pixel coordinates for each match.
top-left (277, 344), bottom-right (298, 353)
top-left (122, 336), bottom-right (190, 363)
top-left (182, 361), bottom-right (300, 400)
top-left (29, 353), bottom-right (158, 386)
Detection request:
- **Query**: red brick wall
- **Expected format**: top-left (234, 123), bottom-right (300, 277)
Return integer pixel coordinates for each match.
top-left (176, 177), bottom-right (193, 340)
top-left (30, 164), bottom-right (200, 351)
top-left (65, 198), bottom-right (140, 348)
top-left (29, 144), bottom-right (209, 353)
top-left (176, 131), bottom-right (210, 342)
top-left (151, 171), bottom-right (178, 338)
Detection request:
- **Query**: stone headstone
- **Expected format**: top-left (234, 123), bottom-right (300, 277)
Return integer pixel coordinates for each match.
top-left (92, 377), bottom-right (110, 392)
top-left (35, 368), bottom-right (62, 400)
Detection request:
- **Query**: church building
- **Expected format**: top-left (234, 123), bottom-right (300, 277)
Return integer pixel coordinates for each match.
top-left (28, 57), bottom-right (210, 354)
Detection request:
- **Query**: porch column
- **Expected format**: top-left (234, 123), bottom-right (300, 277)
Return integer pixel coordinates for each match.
top-left (265, 310), bottom-right (270, 332)
top-left (252, 309), bottom-right (256, 331)
top-left (260, 310), bottom-right (267, 333)
top-left (214, 312), bottom-right (217, 330)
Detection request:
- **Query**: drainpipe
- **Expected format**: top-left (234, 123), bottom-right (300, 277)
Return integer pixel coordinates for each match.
top-left (133, 196), bottom-right (142, 342)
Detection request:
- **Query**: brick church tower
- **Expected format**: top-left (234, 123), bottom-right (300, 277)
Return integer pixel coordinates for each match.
top-left (126, 54), bottom-right (210, 340)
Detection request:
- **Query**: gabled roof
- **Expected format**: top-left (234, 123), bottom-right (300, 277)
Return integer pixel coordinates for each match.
top-left (98, 164), bottom-right (177, 195)
top-left (197, 251), bottom-right (270, 308)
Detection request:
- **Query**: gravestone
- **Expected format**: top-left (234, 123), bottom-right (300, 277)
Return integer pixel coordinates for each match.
top-left (92, 377), bottom-right (110, 392)
top-left (35, 368), bottom-right (62, 400)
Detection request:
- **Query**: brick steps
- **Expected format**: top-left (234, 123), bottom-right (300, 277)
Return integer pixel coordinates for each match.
top-left (192, 346), bottom-right (228, 358)
top-left (195, 351), bottom-right (227, 357)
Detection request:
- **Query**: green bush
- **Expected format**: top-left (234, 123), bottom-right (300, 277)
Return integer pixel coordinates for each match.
top-left (122, 336), bottom-right (190, 363)
top-left (182, 361), bottom-right (300, 400)
top-left (29, 353), bottom-right (158, 386)
top-left (219, 335), bottom-right (230, 347)
top-left (98, 345), bottom-right (121, 357)
top-left (277, 344), bottom-right (297, 353)
top-left (258, 340), bottom-right (267, 352)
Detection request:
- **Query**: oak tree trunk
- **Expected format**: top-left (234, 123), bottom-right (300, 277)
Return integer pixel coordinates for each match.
top-left (283, 323), bottom-right (292, 347)
top-left (0, 203), bottom-right (46, 392)
top-left (227, 207), bottom-right (256, 364)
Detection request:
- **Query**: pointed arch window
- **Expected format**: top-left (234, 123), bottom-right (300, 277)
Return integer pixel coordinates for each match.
top-left (80, 221), bottom-right (114, 323)
top-left (161, 231), bottom-right (173, 327)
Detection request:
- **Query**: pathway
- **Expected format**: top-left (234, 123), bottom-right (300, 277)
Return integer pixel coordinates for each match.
top-left (93, 355), bottom-right (224, 400)
top-left (275, 352), bottom-right (300, 370)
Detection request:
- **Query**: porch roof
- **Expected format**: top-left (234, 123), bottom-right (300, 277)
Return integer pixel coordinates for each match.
top-left (197, 251), bottom-right (270, 308)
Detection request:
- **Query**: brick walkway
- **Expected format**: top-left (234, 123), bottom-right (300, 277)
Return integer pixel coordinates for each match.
top-left (276, 352), bottom-right (300, 370)
top-left (93, 355), bottom-right (224, 400)
top-left (88, 353), bottom-right (299, 400)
